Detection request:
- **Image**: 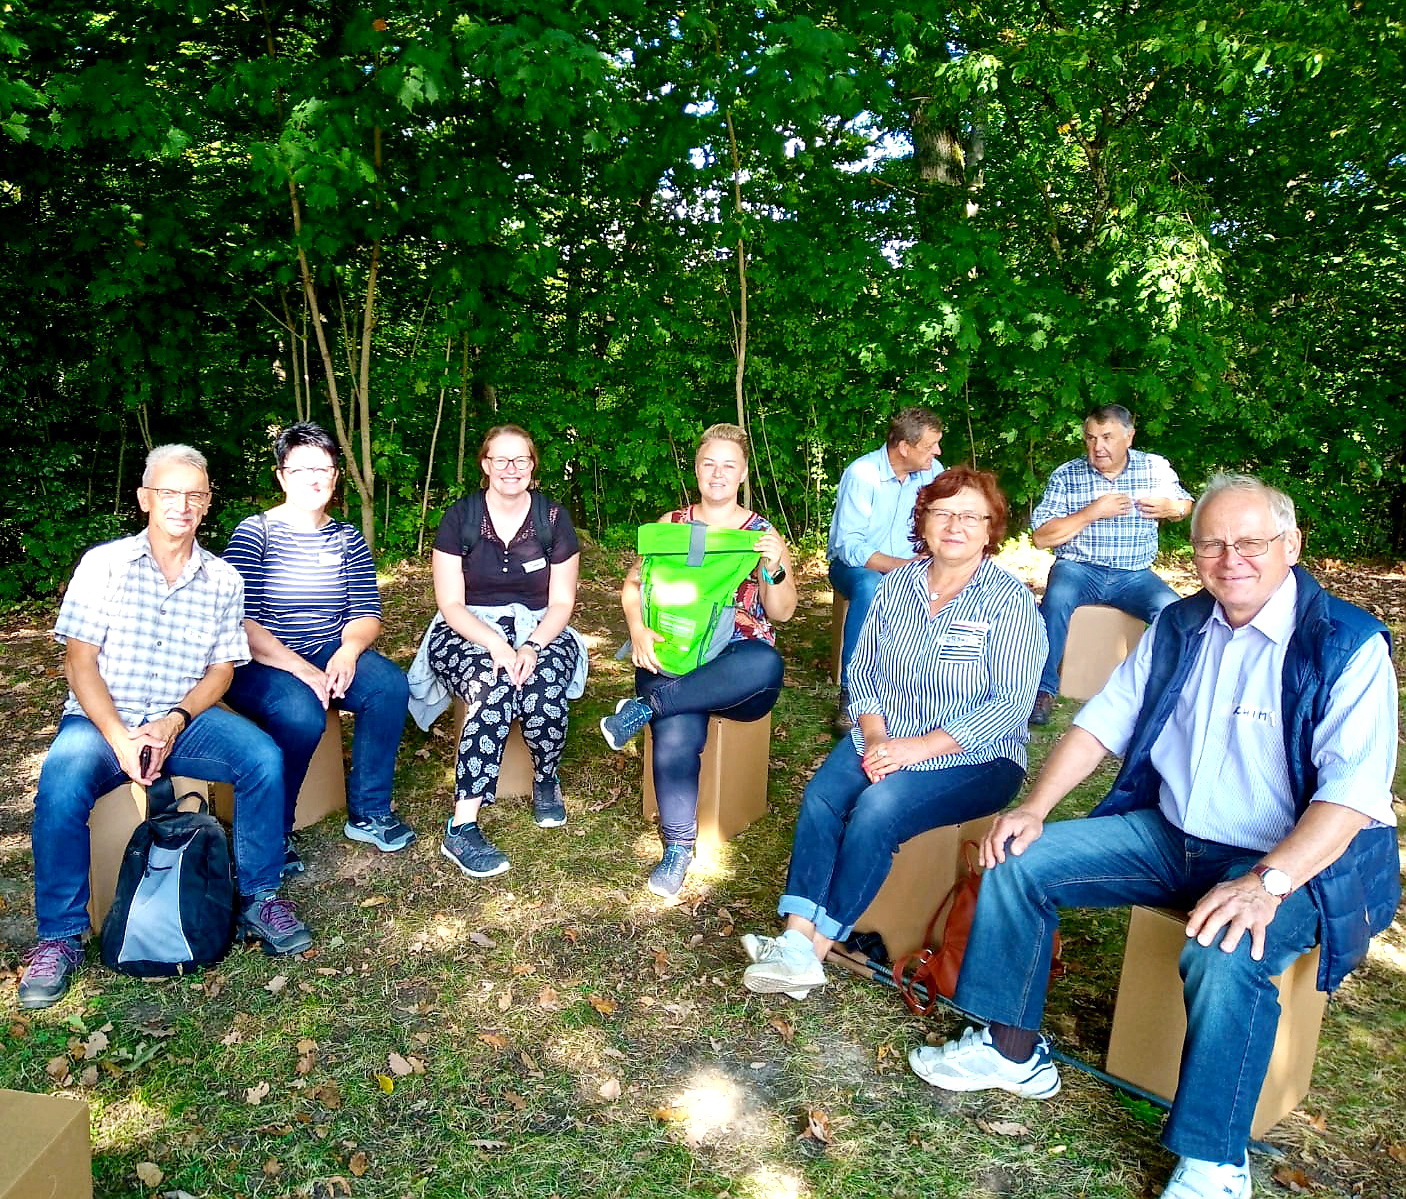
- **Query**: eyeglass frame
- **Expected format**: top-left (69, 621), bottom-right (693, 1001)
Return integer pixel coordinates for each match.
top-left (487, 455), bottom-right (534, 471)
top-left (143, 486), bottom-right (213, 509)
top-left (923, 506), bottom-right (991, 528)
top-left (1190, 532), bottom-right (1287, 559)
top-left (279, 465), bottom-right (338, 479)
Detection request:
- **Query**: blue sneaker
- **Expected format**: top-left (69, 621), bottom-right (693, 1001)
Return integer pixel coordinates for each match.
top-left (239, 894), bottom-right (314, 956)
top-left (532, 778), bottom-right (567, 828)
top-left (441, 820), bottom-right (510, 878)
top-left (601, 697), bottom-right (653, 751)
top-left (647, 842), bottom-right (694, 898)
top-left (345, 812), bottom-right (417, 852)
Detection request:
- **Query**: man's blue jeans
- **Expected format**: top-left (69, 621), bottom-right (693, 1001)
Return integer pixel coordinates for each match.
top-left (32, 709), bottom-right (287, 940)
top-left (953, 807), bottom-right (1320, 1163)
top-left (828, 560), bottom-right (883, 689)
top-left (225, 644), bottom-right (408, 830)
top-left (779, 739), bottom-right (1024, 942)
top-left (1037, 558), bottom-right (1177, 696)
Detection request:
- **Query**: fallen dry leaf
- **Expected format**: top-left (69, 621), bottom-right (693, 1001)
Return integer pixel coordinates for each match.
top-left (245, 1080), bottom-right (271, 1105)
top-left (978, 1119), bottom-right (1032, 1138)
top-left (1307, 1111), bottom-right (1328, 1132)
top-left (468, 1139), bottom-right (507, 1150)
top-left (45, 1055), bottom-right (70, 1082)
top-left (598, 1077), bottom-right (622, 1101)
top-left (359, 895), bottom-right (391, 908)
top-left (80, 1065), bottom-right (99, 1087)
top-left (1271, 1165), bottom-right (1316, 1193)
top-left (537, 985), bottom-right (561, 1010)
top-left (296, 1038), bottom-right (317, 1075)
top-left (768, 1016), bottom-right (795, 1043)
top-left (1387, 1142), bottom-right (1406, 1164)
top-left (135, 1161), bottom-right (164, 1186)
top-left (200, 973), bottom-right (224, 999)
top-left (375, 1073), bottom-right (395, 1094)
top-left (503, 1090), bottom-right (527, 1110)
top-left (497, 989), bottom-right (513, 1012)
top-left (653, 1106), bottom-right (683, 1123)
top-left (587, 994), bottom-right (618, 1015)
top-left (262, 1158), bottom-right (282, 1177)
top-left (387, 1052), bottom-right (414, 1077)
top-left (312, 1082), bottom-right (342, 1108)
top-left (7, 1019), bottom-right (29, 1038)
top-left (264, 974), bottom-right (289, 994)
top-left (82, 1029), bottom-right (109, 1057)
top-left (478, 1032), bottom-right (510, 1050)
top-left (802, 1108), bottom-right (832, 1143)
top-left (468, 930), bottom-right (496, 949)
top-left (349, 1150), bottom-right (369, 1177)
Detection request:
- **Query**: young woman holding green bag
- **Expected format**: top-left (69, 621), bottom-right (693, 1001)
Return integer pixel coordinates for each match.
top-left (603, 423), bottom-right (797, 898)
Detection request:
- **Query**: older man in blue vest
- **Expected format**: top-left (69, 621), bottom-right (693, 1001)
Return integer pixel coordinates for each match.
top-left (908, 473), bottom-right (1399, 1199)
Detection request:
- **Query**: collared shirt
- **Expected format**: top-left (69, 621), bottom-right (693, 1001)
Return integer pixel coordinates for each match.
top-left (827, 445), bottom-right (942, 567)
top-left (848, 556), bottom-right (1046, 771)
top-left (55, 531), bottom-right (250, 725)
top-left (1075, 573), bottom-right (1398, 850)
top-left (1032, 448), bottom-right (1191, 570)
top-left (225, 514), bottom-right (381, 656)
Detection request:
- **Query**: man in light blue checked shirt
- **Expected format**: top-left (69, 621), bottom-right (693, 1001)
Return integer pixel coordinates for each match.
top-left (827, 406), bottom-right (944, 711)
top-left (18, 445), bottom-right (315, 1010)
top-left (1029, 404), bottom-right (1192, 724)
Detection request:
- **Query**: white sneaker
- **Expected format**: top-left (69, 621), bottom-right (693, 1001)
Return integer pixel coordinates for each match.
top-left (742, 933), bottom-right (826, 1000)
top-left (739, 932), bottom-right (777, 963)
top-left (908, 1024), bottom-right (1061, 1099)
top-left (1160, 1155), bottom-right (1252, 1199)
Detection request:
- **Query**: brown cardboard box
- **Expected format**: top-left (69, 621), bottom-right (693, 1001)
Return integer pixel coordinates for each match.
top-left (212, 708), bottom-right (348, 830)
top-left (1105, 905), bottom-right (1326, 1137)
top-left (0, 1089), bottom-right (92, 1199)
top-left (829, 594), bottom-right (849, 685)
top-left (1058, 604), bottom-right (1146, 701)
top-left (87, 776), bottom-right (210, 930)
top-left (643, 714), bottom-right (771, 853)
top-left (450, 700), bottom-right (534, 798)
top-left (846, 812), bottom-right (996, 962)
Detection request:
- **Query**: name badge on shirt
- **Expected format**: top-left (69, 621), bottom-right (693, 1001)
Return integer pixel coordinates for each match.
top-left (940, 619), bottom-right (989, 661)
top-left (523, 557), bottom-right (547, 573)
top-left (318, 551), bottom-right (343, 567)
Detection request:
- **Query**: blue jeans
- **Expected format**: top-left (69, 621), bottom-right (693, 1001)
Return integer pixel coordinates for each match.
top-left (953, 807), bottom-right (1321, 1162)
top-left (225, 644), bottom-right (409, 829)
top-left (827, 560), bottom-right (883, 689)
top-left (1037, 558), bottom-right (1177, 695)
top-left (779, 739), bottom-right (1024, 942)
top-left (636, 638), bottom-right (783, 843)
top-left (32, 709), bottom-right (287, 939)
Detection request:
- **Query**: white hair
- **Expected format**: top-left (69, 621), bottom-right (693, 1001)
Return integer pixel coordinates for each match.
top-left (142, 444), bottom-right (209, 486)
top-left (1191, 472), bottom-right (1297, 537)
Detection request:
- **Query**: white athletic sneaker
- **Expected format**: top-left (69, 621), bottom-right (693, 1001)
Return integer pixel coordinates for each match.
top-left (1160, 1154), bottom-right (1252, 1199)
top-left (908, 1024), bottom-right (1061, 1099)
top-left (739, 932), bottom-right (776, 963)
top-left (742, 931), bottom-right (826, 1000)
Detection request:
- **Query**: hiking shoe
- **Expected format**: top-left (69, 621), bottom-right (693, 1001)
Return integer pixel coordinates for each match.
top-left (601, 696), bottom-right (653, 751)
top-left (1161, 1155), bottom-right (1252, 1199)
top-left (646, 842), bottom-right (694, 898)
top-left (1029, 690), bottom-right (1055, 726)
top-left (831, 689), bottom-right (854, 735)
top-left (742, 930), bottom-right (827, 999)
top-left (345, 811), bottom-right (418, 852)
top-left (239, 894), bottom-right (313, 956)
top-left (532, 778), bottom-right (567, 828)
top-left (441, 820), bottom-right (510, 878)
top-left (281, 838), bottom-right (306, 879)
top-left (908, 1024), bottom-right (1061, 1099)
top-left (17, 937), bottom-right (83, 1009)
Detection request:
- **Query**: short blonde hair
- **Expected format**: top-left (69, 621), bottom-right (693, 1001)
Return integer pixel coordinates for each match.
top-left (695, 423), bottom-right (750, 466)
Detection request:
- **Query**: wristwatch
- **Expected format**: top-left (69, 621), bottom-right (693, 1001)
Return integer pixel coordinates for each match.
top-left (1249, 864), bottom-right (1292, 899)
top-left (761, 562), bottom-right (787, 585)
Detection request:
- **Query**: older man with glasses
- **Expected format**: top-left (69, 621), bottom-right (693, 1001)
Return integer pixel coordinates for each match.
top-left (907, 472), bottom-right (1399, 1199)
top-left (18, 444), bottom-right (313, 1009)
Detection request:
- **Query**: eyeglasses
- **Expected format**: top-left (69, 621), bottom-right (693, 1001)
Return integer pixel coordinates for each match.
top-left (1191, 533), bottom-right (1286, 559)
top-left (924, 507), bottom-right (989, 527)
top-left (145, 487), bottom-right (212, 509)
top-left (281, 466), bottom-right (336, 478)
top-left (489, 456), bottom-right (533, 471)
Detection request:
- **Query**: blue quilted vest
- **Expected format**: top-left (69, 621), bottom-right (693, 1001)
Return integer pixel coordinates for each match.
top-left (1091, 566), bottom-right (1400, 991)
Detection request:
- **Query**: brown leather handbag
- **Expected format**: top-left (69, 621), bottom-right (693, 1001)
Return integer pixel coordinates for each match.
top-left (892, 839), bottom-right (1063, 1016)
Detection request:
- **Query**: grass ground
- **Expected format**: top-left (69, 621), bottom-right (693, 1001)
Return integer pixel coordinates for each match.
top-left (1, 542), bottom-right (1403, 1199)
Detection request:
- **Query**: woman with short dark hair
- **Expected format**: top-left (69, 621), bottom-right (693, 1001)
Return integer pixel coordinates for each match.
top-left (740, 465), bottom-right (1045, 998)
top-left (224, 421), bottom-right (414, 874)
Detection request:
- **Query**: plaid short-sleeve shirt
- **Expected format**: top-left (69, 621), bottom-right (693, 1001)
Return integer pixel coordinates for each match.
top-left (55, 531), bottom-right (250, 725)
top-left (1032, 449), bottom-right (1191, 571)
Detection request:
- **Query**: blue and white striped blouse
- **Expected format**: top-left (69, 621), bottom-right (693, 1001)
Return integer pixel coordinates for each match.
top-left (847, 556), bottom-right (1047, 771)
top-left (224, 514), bottom-right (381, 656)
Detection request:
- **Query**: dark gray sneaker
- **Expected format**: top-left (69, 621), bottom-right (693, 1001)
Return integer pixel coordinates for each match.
top-left (344, 812), bottom-right (417, 852)
top-left (17, 937), bottom-right (84, 1009)
top-left (441, 820), bottom-right (510, 877)
top-left (532, 778), bottom-right (567, 828)
top-left (1029, 690), bottom-right (1055, 726)
top-left (647, 842), bottom-right (695, 898)
top-left (600, 696), bottom-right (653, 750)
top-left (281, 837), bottom-right (305, 879)
top-left (238, 894), bottom-right (314, 956)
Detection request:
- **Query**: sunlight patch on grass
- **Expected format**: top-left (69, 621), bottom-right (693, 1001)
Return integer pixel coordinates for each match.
top-left (739, 1162), bottom-right (809, 1199)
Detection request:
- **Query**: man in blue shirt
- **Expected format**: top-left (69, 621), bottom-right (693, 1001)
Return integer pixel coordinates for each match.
top-left (1029, 404), bottom-right (1192, 724)
top-left (827, 407), bottom-right (944, 707)
top-left (908, 473), bottom-right (1399, 1199)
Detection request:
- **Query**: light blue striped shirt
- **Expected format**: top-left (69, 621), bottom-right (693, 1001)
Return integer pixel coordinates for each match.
top-left (224, 514), bottom-right (381, 656)
top-left (848, 556), bottom-right (1046, 771)
top-left (827, 445), bottom-right (941, 566)
top-left (1075, 572), bottom-right (1398, 850)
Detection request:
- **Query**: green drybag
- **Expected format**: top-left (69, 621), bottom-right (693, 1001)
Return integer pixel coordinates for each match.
top-left (638, 521), bottom-right (763, 676)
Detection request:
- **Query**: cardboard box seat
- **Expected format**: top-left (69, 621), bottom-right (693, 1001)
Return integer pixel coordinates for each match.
top-left (0, 1089), bottom-right (92, 1199)
top-left (642, 713), bottom-right (771, 852)
top-left (1104, 904), bottom-right (1326, 1137)
top-left (1057, 604), bottom-right (1147, 701)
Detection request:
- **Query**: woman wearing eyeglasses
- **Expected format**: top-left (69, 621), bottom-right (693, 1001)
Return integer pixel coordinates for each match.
top-left (740, 465), bottom-right (1047, 998)
top-left (422, 424), bottom-right (585, 880)
top-left (224, 421), bottom-right (415, 875)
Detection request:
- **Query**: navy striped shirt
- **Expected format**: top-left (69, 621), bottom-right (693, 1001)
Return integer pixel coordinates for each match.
top-left (224, 514), bottom-right (381, 655)
top-left (848, 556), bottom-right (1047, 771)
